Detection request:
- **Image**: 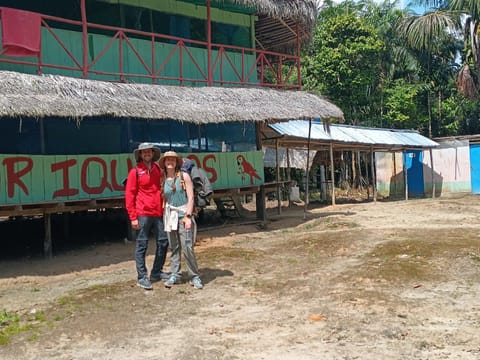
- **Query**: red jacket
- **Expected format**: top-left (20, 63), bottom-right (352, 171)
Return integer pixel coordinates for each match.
top-left (125, 162), bottom-right (164, 220)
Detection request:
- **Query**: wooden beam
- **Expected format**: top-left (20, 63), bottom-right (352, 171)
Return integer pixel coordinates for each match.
top-left (370, 146), bottom-right (377, 202)
top-left (329, 142), bottom-right (336, 206)
top-left (304, 119), bottom-right (312, 218)
top-left (0, 198), bottom-right (125, 217)
top-left (430, 148), bottom-right (435, 198)
top-left (255, 122), bottom-right (266, 221)
top-left (286, 148), bottom-right (291, 207)
top-left (44, 213), bottom-right (52, 259)
top-left (404, 149), bottom-right (409, 201)
top-left (275, 139), bottom-right (281, 215)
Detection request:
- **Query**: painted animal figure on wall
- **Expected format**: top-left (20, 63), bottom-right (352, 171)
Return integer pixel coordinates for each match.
top-left (236, 154), bottom-right (261, 185)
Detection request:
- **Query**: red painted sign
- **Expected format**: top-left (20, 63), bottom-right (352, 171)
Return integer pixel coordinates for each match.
top-left (0, 151), bottom-right (264, 205)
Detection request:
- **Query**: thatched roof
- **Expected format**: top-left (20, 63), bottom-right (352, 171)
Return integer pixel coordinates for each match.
top-left (228, 0), bottom-right (318, 52)
top-left (0, 71), bottom-right (344, 123)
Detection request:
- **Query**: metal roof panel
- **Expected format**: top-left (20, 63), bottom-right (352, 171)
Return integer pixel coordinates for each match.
top-left (269, 120), bottom-right (438, 148)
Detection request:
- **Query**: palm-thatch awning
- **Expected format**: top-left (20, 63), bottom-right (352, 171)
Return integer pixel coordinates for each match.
top-left (0, 71), bottom-right (344, 123)
top-left (231, 0), bottom-right (318, 52)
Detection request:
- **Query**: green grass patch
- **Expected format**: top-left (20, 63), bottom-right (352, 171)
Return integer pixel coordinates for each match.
top-left (0, 309), bottom-right (35, 346)
top-left (1, 282), bottom-right (128, 346)
top-left (324, 221), bottom-right (360, 230)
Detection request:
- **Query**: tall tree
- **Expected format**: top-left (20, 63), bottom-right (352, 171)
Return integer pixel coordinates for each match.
top-left (303, 5), bottom-right (384, 125)
top-left (408, 0), bottom-right (480, 98)
top-left (397, 11), bottom-right (460, 136)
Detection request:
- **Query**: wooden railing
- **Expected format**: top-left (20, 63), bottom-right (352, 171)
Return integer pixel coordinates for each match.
top-left (0, 7), bottom-right (301, 89)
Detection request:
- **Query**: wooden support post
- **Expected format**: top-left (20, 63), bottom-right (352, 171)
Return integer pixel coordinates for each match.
top-left (275, 139), bottom-right (281, 215)
top-left (63, 212), bottom-right (70, 246)
top-left (286, 148), bottom-right (292, 207)
top-left (206, 0), bottom-right (212, 86)
top-left (255, 123), bottom-right (266, 221)
top-left (370, 147), bottom-right (377, 203)
top-left (430, 148), bottom-right (435, 199)
top-left (329, 142), bottom-right (336, 206)
top-left (304, 119), bottom-right (312, 218)
top-left (80, 0), bottom-right (88, 78)
top-left (363, 153), bottom-right (370, 200)
top-left (256, 187), bottom-right (266, 221)
top-left (44, 213), bottom-right (52, 259)
top-left (393, 151), bottom-right (397, 197)
top-left (404, 149), bottom-right (409, 201)
top-left (320, 164), bottom-right (327, 201)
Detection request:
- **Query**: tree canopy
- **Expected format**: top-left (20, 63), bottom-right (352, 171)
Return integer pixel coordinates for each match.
top-left (302, 0), bottom-right (480, 137)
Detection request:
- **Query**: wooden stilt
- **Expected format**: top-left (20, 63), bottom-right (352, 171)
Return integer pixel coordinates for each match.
top-left (370, 147), bottom-right (377, 203)
top-left (304, 119), bottom-right (312, 218)
top-left (255, 123), bottom-right (266, 221)
top-left (329, 143), bottom-right (336, 206)
top-left (275, 139), bottom-right (281, 215)
top-left (393, 152), bottom-right (397, 197)
top-left (404, 149), bottom-right (409, 201)
top-left (286, 148), bottom-right (291, 207)
top-left (44, 213), bottom-right (52, 259)
top-left (430, 148), bottom-right (435, 198)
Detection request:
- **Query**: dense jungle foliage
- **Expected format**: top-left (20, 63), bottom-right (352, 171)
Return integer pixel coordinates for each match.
top-left (302, 0), bottom-right (480, 138)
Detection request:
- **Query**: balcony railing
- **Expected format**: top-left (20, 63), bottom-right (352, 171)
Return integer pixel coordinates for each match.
top-left (0, 7), bottom-right (301, 89)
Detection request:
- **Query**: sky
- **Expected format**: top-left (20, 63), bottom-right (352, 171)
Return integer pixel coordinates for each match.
top-left (316, 0), bottom-right (431, 14)
top-left (402, 0), bottom-right (431, 14)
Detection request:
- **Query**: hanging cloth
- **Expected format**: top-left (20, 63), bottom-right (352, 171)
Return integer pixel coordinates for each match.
top-left (1, 7), bottom-right (41, 57)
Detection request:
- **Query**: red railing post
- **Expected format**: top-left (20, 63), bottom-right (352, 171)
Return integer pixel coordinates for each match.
top-left (179, 40), bottom-right (184, 86)
top-left (296, 23), bottom-right (301, 90)
top-left (220, 47), bottom-right (224, 85)
top-left (260, 55), bottom-right (264, 86)
top-left (206, 0), bottom-right (212, 86)
top-left (37, 32), bottom-right (42, 75)
top-left (81, 0), bottom-right (88, 78)
top-left (151, 34), bottom-right (155, 83)
top-left (119, 32), bottom-right (124, 82)
top-left (241, 49), bottom-right (245, 84)
top-left (278, 57), bottom-right (283, 87)
top-left (0, 6), bottom-right (301, 90)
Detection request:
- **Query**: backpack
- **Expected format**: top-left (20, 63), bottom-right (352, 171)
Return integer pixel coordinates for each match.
top-left (180, 158), bottom-right (213, 208)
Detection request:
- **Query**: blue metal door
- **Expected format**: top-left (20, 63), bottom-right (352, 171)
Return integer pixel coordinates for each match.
top-left (470, 144), bottom-right (480, 194)
top-left (403, 150), bottom-right (424, 197)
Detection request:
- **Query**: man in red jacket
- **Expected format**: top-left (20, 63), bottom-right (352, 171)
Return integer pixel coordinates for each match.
top-left (125, 143), bottom-right (169, 290)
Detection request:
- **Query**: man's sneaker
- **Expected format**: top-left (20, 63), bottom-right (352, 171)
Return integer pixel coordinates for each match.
top-left (150, 272), bottom-right (170, 282)
top-left (137, 277), bottom-right (153, 290)
top-left (164, 274), bottom-right (177, 288)
top-left (189, 276), bottom-right (203, 290)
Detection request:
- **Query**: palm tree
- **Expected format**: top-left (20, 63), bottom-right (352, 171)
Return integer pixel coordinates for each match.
top-left (405, 0), bottom-right (480, 98)
top-left (397, 11), bottom-right (460, 136)
top-left (450, 0), bottom-right (480, 98)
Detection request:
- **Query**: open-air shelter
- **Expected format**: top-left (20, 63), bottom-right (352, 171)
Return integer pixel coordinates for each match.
top-left (260, 120), bottom-right (439, 207)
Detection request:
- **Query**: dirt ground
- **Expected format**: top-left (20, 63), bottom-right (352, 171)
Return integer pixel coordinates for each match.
top-left (1, 194), bottom-right (480, 360)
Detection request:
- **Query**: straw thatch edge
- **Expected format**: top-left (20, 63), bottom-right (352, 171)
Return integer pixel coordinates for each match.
top-left (0, 71), bottom-right (344, 123)
top-left (231, 0), bottom-right (318, 28)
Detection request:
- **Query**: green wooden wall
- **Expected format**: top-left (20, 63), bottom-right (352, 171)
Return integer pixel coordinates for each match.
top-left (0, 151), bottom-right (264, 205)
top-left (97, 0), bottom-right (255, 25)
top-left (0, 26), bottom-right (258, 84)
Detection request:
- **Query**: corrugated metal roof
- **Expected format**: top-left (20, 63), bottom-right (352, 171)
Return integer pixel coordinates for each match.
top-left (268, 120), bottom-right (438, 149)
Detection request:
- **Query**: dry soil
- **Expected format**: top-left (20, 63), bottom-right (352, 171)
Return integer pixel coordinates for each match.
top-left (1, 194), bottom-right (480, 360)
